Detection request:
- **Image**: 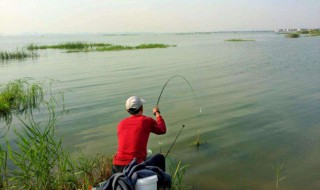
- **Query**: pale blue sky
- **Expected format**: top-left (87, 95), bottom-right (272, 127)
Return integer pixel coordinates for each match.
top-left (0, 0), bottom-right (319, 34)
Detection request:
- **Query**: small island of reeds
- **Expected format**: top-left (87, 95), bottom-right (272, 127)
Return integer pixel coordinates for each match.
top-left (225, 39), bottom-right (255, 42)
top-left (285, 33), bottom-right (300, 38)
top-left (283, 29), bottom-right (320, 38)
top-left (1, 50), bottom-right (38, 61)
top-left (27, 42), bottom-right (176, 53)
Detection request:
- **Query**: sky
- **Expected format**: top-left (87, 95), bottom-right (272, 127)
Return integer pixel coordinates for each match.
top-left (0, 0), bottom-right (319, 34)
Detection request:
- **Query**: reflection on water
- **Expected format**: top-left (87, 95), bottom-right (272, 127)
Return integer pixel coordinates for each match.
top-left (1, 32), bottom-right (320, 189)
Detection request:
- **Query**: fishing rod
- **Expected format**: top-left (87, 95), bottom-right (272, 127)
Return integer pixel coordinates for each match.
top-left (156, 75), bottom-right (202, 158)
top-left (165, 125), bottom-right (185, 158)
top-left (156, 75), bottom-right (202, 116)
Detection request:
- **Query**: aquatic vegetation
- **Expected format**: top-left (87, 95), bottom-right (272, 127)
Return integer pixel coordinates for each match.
top-left (297, 29), bottom-right (320, 36)
top-left (285, 33), bottom-right (300, 38)
top-left (0, 79), bottom-right (113, 189)
top-left (27, 42), bottom-right (174, 53)
top-left (0, 50), bottom-right (38, 60)
top-left (272, 162), bottom-right (286, 189)
top-left (0, 79), bottom-right (44, 128)
top-left (27, 42), bottom-right (113, 50)
top-left (95, 45), bottom-right (134, 51)
top-left (176, 32), bottom-right (213, 35)
top-left (225, 39), bottom-right (255, 42)
top-left (0, 146), bottom-right (8, 189)
top-left (96, 43), bottom-right (172, 51)
top-left (191, 130), bottom-right (207, 156)
top-left (309, 30), bottom-right (320, 36)
top-left (76, 153), bottom-right (113, 188)
top-left (7, 110), bottom-right (75, 189)
top-left (168, 158), bottom-right (190, 190)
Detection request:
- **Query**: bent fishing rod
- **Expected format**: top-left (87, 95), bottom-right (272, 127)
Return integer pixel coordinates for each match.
top-left (156, 75), bottom-right (201, 115)
top-left (155, 75), bottom-right (201, 158)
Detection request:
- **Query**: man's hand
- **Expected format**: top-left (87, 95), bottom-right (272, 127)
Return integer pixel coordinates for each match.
top-left (153, 107), bottom-right (161, 116)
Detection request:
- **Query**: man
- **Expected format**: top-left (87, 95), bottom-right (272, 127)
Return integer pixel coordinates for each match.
top-left (112, 96), bottom-right (167, 173)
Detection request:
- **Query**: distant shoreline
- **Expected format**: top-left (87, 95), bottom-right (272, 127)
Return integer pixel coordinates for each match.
top-left (0, 30), bottom-right (275, 36)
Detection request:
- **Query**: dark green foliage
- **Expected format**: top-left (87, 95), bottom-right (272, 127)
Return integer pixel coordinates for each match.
top-left (0, 51), bottom-right (38, 60)
top-left (0, 79), bottom-right (113, 189)
top-left (0, 79), bottom-right (44, 127)
top-left (27, 42), bottom-right (113, 50)
top-left (225, 39), bottom-right (255, 42)
top-left (168, 158), bottom-right (190, 190)
top-left (285, 33), bottom-right (300, 38)
top-left (27, 42), bottom-right (175, 53)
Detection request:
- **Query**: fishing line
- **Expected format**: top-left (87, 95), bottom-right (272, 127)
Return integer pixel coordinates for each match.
top-left (156, 75), bottom-right (202, 116)
top-left (156, 75), bottom-right (202, 158)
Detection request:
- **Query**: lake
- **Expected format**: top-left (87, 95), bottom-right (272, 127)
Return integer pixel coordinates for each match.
top-left (1, 32), bottom-right (320, 189)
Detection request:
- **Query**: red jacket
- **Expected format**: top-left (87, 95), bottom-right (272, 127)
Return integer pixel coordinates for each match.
top-left (113, 115), bottom-right (166, 166)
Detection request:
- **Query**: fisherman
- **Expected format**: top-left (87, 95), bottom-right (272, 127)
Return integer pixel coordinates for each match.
top-left (112, 96), bottom-right (167, 174)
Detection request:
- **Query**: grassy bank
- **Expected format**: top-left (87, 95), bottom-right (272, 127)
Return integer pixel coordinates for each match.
top-left (0, 50), bottom-right (38, 61)
top-left (298, 29), bottom-right (320, 36)
top-left (27, 42), bottom-right (175, 53)
top-left (225, 39), bottom-right (255, 42)
top-left (284, 29), bottom-right (320, 38)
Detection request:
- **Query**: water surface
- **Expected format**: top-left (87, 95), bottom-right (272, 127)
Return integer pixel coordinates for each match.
top-left (1, 32), bottom-right (320, 189)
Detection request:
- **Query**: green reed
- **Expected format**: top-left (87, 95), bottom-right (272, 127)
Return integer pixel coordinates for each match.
top-left (168, 158), bottom-right (190, 190)
top-left (225, 39), bottom-right (255, 42)
top-left (75, 153), bottom-right (113, 188)
top-left (0, 50), bottom-right (38, 60)
top-left (1, 79), bottom-right (113, 189)
top-left (0, 79), bottom-right (44, 128)
top-left (27, 42), bottom-right (113, 51)
top-left (27, 42), bottom-right (174, 52)
top-left (285, 33), bottom-right (300, 38)
top-left (272, 162), bottom-right (286, 189)
top-left (0, 145), bottom-right (9, 189)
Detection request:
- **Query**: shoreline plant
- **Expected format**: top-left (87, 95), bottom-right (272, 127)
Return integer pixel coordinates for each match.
top-left (0, 79), bottom-right (114, 189)
top-left (168, 158), bottom-right (190, 190)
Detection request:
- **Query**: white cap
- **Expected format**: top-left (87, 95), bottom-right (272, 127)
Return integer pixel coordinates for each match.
top-left (125, 96), bottom-right (146, 110)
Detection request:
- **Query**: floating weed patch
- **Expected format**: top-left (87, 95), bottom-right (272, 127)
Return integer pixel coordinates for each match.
top-left (225, 39), bottom-right (255, 42)
top-left (0, 50), bottom-right (38, 60)
top-left (190, 130), bottom-right (207, 156)
top-left (27, 42), bottom-right (113, 50)
top-left (285, 33), bottom-right (300, 38)
top-left (27, 42), bottom-right (175, 52)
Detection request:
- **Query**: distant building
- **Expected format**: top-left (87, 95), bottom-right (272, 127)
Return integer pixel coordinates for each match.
top-left (275, 28), bottom-right (320, 33)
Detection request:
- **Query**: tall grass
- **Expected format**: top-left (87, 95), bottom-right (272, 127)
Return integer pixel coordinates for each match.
top-left (27, 42), bottom-right (175, 53)
top-left (7, 107), bottom-right (76, 189)
top-left (96, 43), bottom-right (172, 51)
top-left (225, 39), bottom-right (255, 42)
top-left (0, 145), bottom-right (9, 189)
top-left (0, 50), bottom-right (38, 61)
top-left (285, 33), bottom-right (300, 38)
top-left (0, 79), bottom-right (113, 189)
top-left (27, 42), bottom-right (113, 51)
top-left (168, 158), bottom-right (190, 190)
top-left (0, 79), bottom-right (44, 128)
top-left (76, 153), bottom-right (113, 188)
top-left (272, 162), bottom-right (286, 189)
